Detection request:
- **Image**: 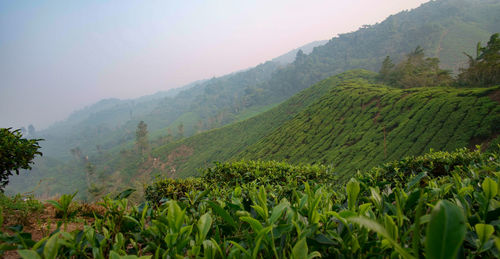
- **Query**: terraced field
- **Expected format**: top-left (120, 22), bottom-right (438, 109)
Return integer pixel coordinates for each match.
top-left (238, 81), bottom-right (500, 177)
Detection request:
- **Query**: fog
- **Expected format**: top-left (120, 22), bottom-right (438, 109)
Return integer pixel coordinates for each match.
top-left (0, 0), bottom-right (429, 130)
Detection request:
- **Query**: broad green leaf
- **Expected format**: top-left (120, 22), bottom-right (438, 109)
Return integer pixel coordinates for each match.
top-left (407, 171), bottom-right (427, 190)
top-left (475, 224), bottom-right (494, 247)
top-left (349, 216), bottom-right (414, 259)
top-left (269, 200), bottom-right (289, 224)
top-left (252, 226), bottom-right (272, 259)
top-left (370, 187), bottom-right (383, 210)
top-left (346, 178), bottom-right (360, 211)
top-left (43, 233), bottom-right (61, 259)
top-left (17, 250), bottom-right (42, 259)
top-left (114, 188), bottom-right (136, 200)
top-left (207, 201), bottom-right (237, 229)
top-left (197, 213), bottom-right (212, 241)
top-left (384, 214), bottom-right (398, 240)
top-left (46, 200), bottom-right (63, 211)
top-left (425, 200), bottom-right (466, 259)
top-left (292, 238), bottom-right (308, 259)
top-left (482, 177), bottom-right (498, 200)
top-left (240, 216), bottom-right (263, 233)
top-left (167, 201), bottom-right (185, 232)
top-left (229, 241), bottom-right (251, 257)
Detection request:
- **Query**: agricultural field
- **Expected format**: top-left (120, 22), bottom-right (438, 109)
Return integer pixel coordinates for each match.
top-left (1, 148), bottom-right (499, 258)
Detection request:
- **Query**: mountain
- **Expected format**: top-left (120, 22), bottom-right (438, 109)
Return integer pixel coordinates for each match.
top-left (8, 0), bottom-right (500, 197)
top-left (271, 40), bottom-right (328, 65)
top-left (39, 0), bottom-right (500, 159)
top-left (122, 70), bottom-right (499, 182)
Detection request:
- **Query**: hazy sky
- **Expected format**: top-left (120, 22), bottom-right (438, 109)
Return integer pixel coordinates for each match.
top-left (0, 0), bottom-right (429, 129)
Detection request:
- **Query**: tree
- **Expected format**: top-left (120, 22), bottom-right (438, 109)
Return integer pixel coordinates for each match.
top-left (136, 121), bottom-right (148, 154)
top-left (0, 128), bottom-right (42, 191)
top-left (378, 56), bottom-right (395, 83)
top-left (458, 33), bottom-right (500, 87)
top-left (28, 124), bottom-right (36, 137)
top-left (177, 123), bottom-right (184, 139)
top-left (379, 46), bottom-right (452, 88)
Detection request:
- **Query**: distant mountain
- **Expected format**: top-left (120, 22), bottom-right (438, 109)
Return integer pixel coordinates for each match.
top-left (271, 40), bottom-right (328, 65)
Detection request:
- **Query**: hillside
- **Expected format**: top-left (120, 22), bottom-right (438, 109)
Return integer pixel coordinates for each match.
top-left (38, 0), bottom-right (500, 159)
top-left (106, 70), bottom-right (499, 187)
top-left (147, 70), bottom-right (378, 178)
top-left (238, 80), bottom-right (500, 178)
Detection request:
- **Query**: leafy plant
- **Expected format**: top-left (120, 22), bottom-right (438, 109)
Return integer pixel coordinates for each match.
top-left (47, 192), bottom-right (77, 230)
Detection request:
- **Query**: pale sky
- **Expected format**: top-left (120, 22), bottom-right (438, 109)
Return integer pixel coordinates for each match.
top-left (0, 0), bottom-right (429, 129)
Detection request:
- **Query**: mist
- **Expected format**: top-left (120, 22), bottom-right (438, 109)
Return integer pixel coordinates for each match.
top-left (0, 0), bottom-right (429, 130)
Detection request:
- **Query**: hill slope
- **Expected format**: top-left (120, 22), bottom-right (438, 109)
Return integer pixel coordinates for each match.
top-left (146, 71), bottom-right (378, 178)
top-left (116, 70), bottom-right (500, 182)
top-left (238, 81), bottom-right (500, 178)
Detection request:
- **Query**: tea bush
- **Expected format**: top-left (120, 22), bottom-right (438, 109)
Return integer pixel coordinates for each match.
top-left (145, 160), bottom-right (336, 206)
top-left (1, 148), bottom-right (499, 258)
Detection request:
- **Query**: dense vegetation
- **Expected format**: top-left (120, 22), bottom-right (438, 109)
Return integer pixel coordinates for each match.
top-left (1, 148), bottom-right (499, 258)
top-left (239, 78), bottom-right (500, 177)
top-left (459, 33), bottom-right (500, 87)
top-left (9, 0), bottom-right (500, 197)
top-left (378, 46), bottom-right (453, 88)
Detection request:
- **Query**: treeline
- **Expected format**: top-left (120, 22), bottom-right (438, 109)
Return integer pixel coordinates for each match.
top-left (379, 33), bottom-right (500, 88)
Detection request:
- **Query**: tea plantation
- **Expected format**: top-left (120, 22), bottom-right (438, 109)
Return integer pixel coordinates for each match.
top-left (2, 148), bottom-right (499, 258)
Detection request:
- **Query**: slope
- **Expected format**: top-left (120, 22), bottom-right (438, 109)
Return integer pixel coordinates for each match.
top-left (238, 80), bottom-right (500, 179)
top-left (132, 70), bottom-right (378, 178)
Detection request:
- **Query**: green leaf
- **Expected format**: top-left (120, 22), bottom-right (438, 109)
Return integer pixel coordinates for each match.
top-left (17, 250), bottom-right (42, 259)
top-left (114, 188), bottom-right (136, 200)
top-left (229, 241), bottom-right (251, 257)
top-left (346, 178), bottom-right (360, 211)
top-left (384, 214), bottom-right (398, 240)
top-left (482, 177), bottom-right (498, 200)
top-left (167, 201), bottom-right (185, 232)
top-left (43, 234), bottom-right (61, 259)
top-left (46, 200), bottom-right (63, 211)
top-left (292, 238), bottom-right (308, 259)
top-left (207, 201), bottom-right (237, 229)
top-left (109, 251), bottom-right (121, 259)
top-left (349, 216), bottom-right (414, 259)
top-left (240, 216), bottom-right (263, 233)
top-left (425, 200), bottom-right (466, 259)
top-left (407, 171), bottom-right (427, 190)
top-left (197, 213), bottom-right (212, 242)
top-left (269, 200), bottom-right (289, 224)
top-left (475, 223), bottom-right (494, 248)
top-left (495, 236), bottom-right (500, 251)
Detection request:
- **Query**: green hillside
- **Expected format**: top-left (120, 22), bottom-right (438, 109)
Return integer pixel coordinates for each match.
top-left (146, 71), bottom-right (378, 178)
top-left (238, 80), bottom-right (500, 177)
top-left (110, 70), bottom-right (499, 184)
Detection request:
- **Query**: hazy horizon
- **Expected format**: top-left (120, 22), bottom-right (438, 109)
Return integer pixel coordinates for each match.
top-left (0, 0), bottom-right (429, 130)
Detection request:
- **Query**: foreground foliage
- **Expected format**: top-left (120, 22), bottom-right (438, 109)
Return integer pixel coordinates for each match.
top-left (1, 148), bottom-right (499, 258)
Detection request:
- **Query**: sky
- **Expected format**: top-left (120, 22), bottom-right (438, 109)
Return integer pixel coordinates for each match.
top-left (0, 0), bottom-right (429, 130)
